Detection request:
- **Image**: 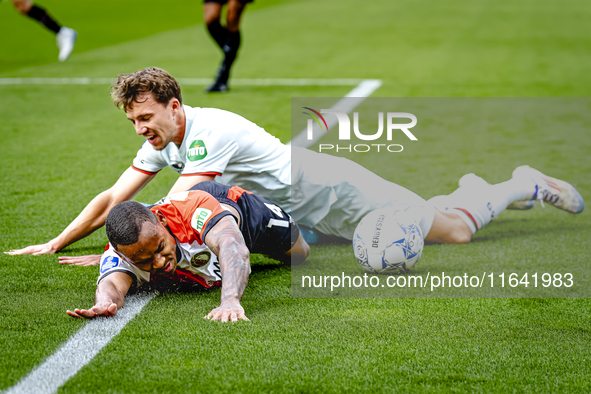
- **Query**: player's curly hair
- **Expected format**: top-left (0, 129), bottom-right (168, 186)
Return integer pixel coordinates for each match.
top-left (106, 201), bottom-right (158, 250)
top-left (110, 67), bottom-right (183, 111)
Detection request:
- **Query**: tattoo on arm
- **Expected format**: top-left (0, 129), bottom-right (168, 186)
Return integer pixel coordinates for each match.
top-left (205, 216), bottom-right (250, 303)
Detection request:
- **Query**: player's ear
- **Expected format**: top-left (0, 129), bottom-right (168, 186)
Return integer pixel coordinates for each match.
top-left (169, 98), bottom-right (180, 111)
top-left (154, 210), bottom-right (168, 227)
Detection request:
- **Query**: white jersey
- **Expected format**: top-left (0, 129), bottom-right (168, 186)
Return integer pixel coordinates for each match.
top-left (132, 105), bottom-right (291, 210)
top-left (291, 147), bottom-right (434, 240)
top-left (97, 242), bottom-right (221, 289)
top-left (130, 106), bottom-right (433, 240)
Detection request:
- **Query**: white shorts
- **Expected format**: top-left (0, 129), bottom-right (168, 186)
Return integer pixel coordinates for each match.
top-left (291, 147), bottom-right (435, 240)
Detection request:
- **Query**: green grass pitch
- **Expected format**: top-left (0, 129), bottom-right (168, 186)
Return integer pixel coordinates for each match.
top-left (1, 0), bottom-right (590, 392)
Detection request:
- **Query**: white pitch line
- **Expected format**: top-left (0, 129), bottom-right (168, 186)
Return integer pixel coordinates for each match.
top-left (288, 79), bottom-right (383, 148)
top-left (192, 78), bottom-right (370, 86)
top-left (0, 77), bottom-right (370, 86)
top-left (0, 78), bottom-right (113, 85)
top-left (6, 294), bottom-right (155, 394)
top-left (0, 76), bottom-right (383, 146)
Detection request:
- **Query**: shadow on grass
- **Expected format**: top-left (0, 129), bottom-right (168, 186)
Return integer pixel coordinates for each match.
top-left (129, 256), bottom-right (289, 296)
top-left (250, 262), bottom-right (286, 274)
top-left (58, 245), bottom-right (107, 255)
top-left (470, 216), bottom-right (586, 243)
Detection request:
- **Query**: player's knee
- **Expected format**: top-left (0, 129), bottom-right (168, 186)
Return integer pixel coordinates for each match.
top-left (288, 233), bottom-right (310, 265)
top-left (295, 240), bottom-right (310, 265)
top-left (225, 12), bottom-right (242, 32)
top-left (205, 17), bottom-right (220, 28)
top-left (205, 16), bottom-right (220, 27)
top-left (203, 3), bottom-right (222, 25)
top-left (225, 19), bottom-right (240, 32)
top-left (291, 245), bottom-right (310, 266)
top-left (448, 223), bottom-right (472, 244)
top-left (225, 0), bottom-right (245, 31)
top-left (13, 0), bottom-right (33, 13)
top-left (428, 209), bottom-right (473, 245)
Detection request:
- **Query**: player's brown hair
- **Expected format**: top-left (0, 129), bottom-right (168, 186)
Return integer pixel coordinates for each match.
top-left (110, 67), bottom-right (183, 111)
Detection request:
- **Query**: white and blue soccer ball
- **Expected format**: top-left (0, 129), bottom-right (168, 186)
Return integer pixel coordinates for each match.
top-left (353, 207), bottom-right (424, 273)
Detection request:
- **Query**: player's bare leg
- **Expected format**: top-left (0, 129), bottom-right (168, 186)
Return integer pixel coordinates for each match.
top-left (424, 209), bottom-right (473, 244)
top-left (204, 2), bottom-right (225, 46)
top-left (285, 232), bottom-right (311, 265)
top-left (226, 0), bottom-right (246, 32)
top-left (11, 0), bottom-right (33, 13)
top-left (204, 2), bottom-right (227, 92)
top-left (205, 0), bottom-right (247, 93)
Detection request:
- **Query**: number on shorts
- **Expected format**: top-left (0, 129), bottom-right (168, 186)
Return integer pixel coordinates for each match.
top-left (265, 203), bottom-right (289, 228)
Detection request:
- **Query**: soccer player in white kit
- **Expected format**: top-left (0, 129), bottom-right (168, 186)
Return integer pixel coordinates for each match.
top-left (7, 67), bottom-right (584, 261)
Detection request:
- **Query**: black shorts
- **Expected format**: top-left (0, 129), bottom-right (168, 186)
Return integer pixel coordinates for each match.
top-left (204, 0), bottom-right (253, 4)
top-left (189, 182), bottom-right (298, 259)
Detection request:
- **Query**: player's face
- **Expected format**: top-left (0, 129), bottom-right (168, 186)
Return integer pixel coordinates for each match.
top-left (117, 219), bottom-right (178, 275)
top-left (126, 93), bottom-right (182, 150)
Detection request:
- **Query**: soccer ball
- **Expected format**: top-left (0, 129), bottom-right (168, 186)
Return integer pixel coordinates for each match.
top-left (352, 207), bottom-right (424, 273)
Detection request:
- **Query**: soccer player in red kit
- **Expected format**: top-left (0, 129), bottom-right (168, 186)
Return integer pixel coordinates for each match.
top-left (67, 182), bottom-right (309, 322)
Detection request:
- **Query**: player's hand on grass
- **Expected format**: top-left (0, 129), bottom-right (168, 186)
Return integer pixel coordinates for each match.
top-left (67, 301), bottom-right (118, 319)
top-left (59, 254), bottom-right (102, 266)
top-left (205, 299), bottom-right (249, 322)
top-left (4, 241), bottom-right (59, 256)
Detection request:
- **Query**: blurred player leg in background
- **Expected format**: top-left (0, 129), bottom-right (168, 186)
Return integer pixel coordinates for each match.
top-left (9, 0), bottom-right (77, 62)
top-left (203, 0), bottom-right (251, 92)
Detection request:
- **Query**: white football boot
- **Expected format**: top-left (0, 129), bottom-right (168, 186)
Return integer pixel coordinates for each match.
top-left (458, 173), bottom-right (535, 210)
top-left (57, 27), bottom-right (77, 62)
top-left (512, 165), bottom-right (584, 214)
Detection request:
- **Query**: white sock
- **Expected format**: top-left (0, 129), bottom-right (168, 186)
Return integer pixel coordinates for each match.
top-left (428, 178), bottom-right (536, 234)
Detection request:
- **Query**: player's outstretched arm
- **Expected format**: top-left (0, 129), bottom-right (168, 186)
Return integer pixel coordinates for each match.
top-left (6, 167), bottom-right (155, 256)
top-left (67, 272), bottom-right (132, 318)
top-left (203, 216), bottom-right (250, 322)
top-left (58, 254), bottom-right (102, 266)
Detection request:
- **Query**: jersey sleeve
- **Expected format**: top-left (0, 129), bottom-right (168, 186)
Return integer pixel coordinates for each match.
top-left (132, 141), bottom-right (167, 175)
top-left (161, 190), bottom-right (235, 243)
top-left (181, 134), bottom-right (239, 177)
top-left (191, 201), bottom-right (235, 241)
top-left (97, 246), bottom-right (150, 289)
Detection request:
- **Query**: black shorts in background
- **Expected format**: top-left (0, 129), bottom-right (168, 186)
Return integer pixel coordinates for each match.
top-left (204, 0), bottom-right (254, 4)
